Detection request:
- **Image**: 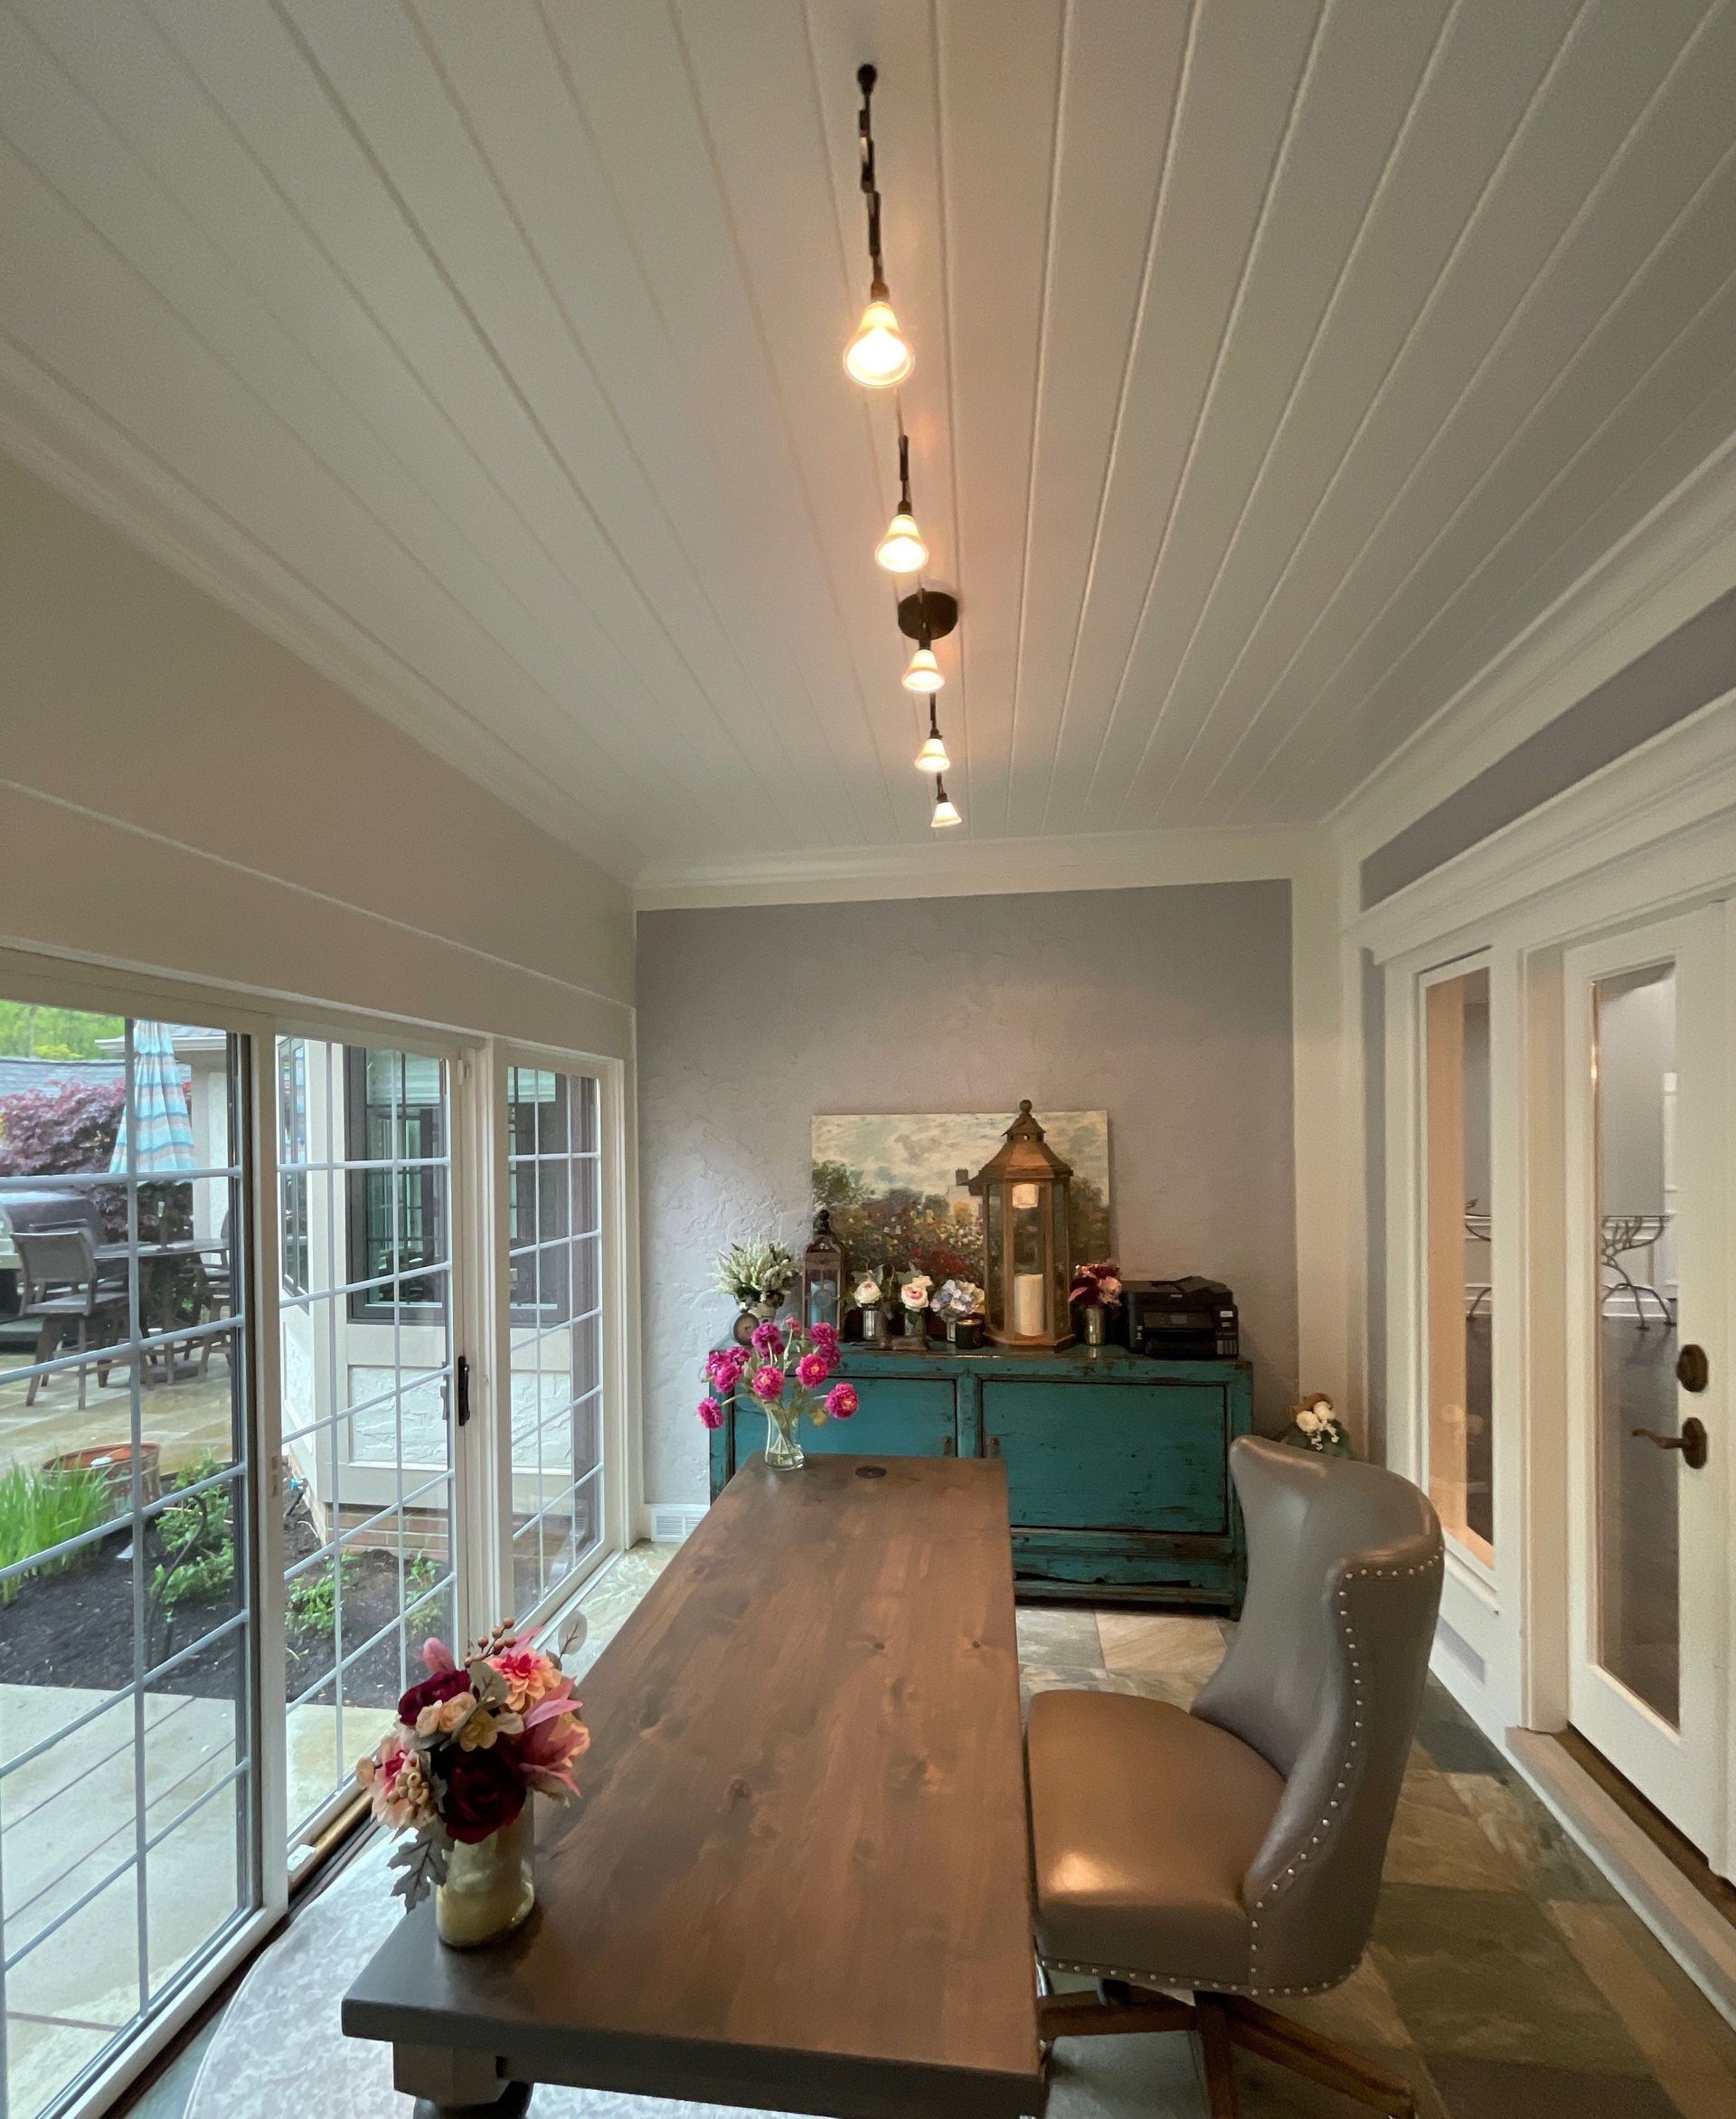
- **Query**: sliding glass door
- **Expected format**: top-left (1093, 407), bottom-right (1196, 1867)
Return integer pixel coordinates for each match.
top-left (0, 1006), bottom-right (257, 2119)
top-left (273, 1038), bottom-right (459, 1849)
top-left (505, 1065), bottom-right (608, 1625)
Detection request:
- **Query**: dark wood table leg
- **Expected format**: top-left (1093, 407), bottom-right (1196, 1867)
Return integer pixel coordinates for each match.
top-left (393, 2043), bottom-right (532, 2119)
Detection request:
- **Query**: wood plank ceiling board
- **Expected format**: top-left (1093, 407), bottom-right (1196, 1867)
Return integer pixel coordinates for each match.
top-left (1, 0), bottom-right (1732, 878)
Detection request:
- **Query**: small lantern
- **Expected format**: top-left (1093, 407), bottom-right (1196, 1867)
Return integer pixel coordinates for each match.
top-left (967, 1102), bottom-right (1074, 1348)
top-left (801, 1208), bottom-right (844, 1332)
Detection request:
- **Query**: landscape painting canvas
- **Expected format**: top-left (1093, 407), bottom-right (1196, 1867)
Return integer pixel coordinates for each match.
top-left (811, 1111), bottom-right (1111, 1286)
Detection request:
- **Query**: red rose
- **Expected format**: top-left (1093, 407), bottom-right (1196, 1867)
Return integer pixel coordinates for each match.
top-left (439, 1743), bottom-right (527, 1844)
top-left (397, 1664), bottom-right (471, 1728)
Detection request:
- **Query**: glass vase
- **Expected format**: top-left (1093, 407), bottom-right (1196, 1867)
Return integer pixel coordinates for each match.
top-left (436, 1806), bottom-right (535, 1949)
top-left (1082, 1302), bottom-right (1108, 1347)
top-left (765, 1408), bottom-right (805, 1471)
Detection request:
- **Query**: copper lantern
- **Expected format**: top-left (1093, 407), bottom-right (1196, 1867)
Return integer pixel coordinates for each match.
top-left (967, 1102), bottom-right (1074, 1348)
top-left (801, 1208), bottom-right (844, 1332)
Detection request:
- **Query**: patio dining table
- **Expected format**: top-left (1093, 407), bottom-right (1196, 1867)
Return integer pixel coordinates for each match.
top-left (93, 1239), bottom-right (213, 1384)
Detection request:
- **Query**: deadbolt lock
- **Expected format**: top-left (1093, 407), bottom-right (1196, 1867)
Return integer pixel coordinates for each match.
top-left (1676, 1342), bottom-right (1710, 1393)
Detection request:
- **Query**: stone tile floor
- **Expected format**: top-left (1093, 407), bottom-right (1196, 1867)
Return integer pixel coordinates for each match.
top-left (119, 1551), bottom-right (1736, 2119)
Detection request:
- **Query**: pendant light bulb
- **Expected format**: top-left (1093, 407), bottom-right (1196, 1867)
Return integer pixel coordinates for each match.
top-left (901, 644), bottom-right (944, 694)
top-left (915, 697), bottom-right (949, 775)
top-left (931, 777), bottom-right (962, 828)
top-left (844, 294), bottom-right (914, 388)
top-left (876, 509), bottom-right (928, 574)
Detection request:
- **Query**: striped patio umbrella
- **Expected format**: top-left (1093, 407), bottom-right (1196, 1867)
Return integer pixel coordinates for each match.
top-left (108, 1020), bottom-right (195, 1175)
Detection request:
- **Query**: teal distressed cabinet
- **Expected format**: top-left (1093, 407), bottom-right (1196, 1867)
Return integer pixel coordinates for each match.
top-left (708, 1345), bottom-right (1253, 1610)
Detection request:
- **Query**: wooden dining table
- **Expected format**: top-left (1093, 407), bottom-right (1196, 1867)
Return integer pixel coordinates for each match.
top-left (343, 1452), bottom-right (1044, 2119)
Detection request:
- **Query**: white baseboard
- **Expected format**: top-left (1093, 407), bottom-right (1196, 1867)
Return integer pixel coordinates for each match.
top-left (640, 1500), bottom-right (708, 1544)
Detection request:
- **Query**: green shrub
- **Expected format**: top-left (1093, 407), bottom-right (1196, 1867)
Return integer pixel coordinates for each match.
top-left (148, 1452), bottom-right (235, 1614)
top-left (287, 1548), bottom-right (360, 1638)
top-left (0, 1463), bottom-right (111, 1602)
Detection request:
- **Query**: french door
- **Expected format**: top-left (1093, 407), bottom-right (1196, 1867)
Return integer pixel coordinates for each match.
top-left (1563, 907), bottom-right (1729, 1869)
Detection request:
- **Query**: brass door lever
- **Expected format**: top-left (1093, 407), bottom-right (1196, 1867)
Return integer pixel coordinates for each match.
top-left (1631, 1417), bottom-right (1708, 1470)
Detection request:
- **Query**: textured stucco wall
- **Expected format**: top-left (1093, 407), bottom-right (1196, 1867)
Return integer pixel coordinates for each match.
top-left (637, 883), bottom-right (1298, 1505)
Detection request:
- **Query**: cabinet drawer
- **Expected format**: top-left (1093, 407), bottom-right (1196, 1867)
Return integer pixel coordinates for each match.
top-left (982, 1380), bottom-right (1228, 1534)
top-left (731, 1377), bottom-right (957, 1463)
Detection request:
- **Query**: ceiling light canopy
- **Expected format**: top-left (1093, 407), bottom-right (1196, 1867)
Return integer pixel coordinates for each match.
top-left (844, 68), bottom-right (913, 389)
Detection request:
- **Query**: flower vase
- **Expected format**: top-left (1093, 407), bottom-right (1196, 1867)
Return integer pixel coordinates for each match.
top-left (436, 1806), bottom-right (535, 1949)
top-left (765, 1407), bottom-right (805, 1471)
top-left (902, 1308), bottom-right (928, 1351)
top-left (1081, 1302), bottom-right (1108, 1348)
top-left (860, 1304), bottom-right (886, 1345)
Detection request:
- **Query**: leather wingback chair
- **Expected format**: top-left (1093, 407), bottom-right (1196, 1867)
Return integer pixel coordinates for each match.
top-left (1027, 1436), bottom-right (1443, 2118)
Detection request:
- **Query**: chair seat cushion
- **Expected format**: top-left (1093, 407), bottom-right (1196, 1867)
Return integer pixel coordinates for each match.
top-left (1026, 1689), bottom-right (1284, 1991)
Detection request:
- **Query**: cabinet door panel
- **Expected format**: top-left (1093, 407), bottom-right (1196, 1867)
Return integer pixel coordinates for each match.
top-left (731, 1377), bottom-right (957, 1463)
top-left (983, 1381), bottom-right (1228, 1533)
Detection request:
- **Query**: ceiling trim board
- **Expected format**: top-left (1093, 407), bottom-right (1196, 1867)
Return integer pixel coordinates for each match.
top-left (1330, 422), bottom-right (1736, 861)
top-left (0, 345), bottom-right (642, 882)
top-left (633, 823), bottom-right (1322, 911)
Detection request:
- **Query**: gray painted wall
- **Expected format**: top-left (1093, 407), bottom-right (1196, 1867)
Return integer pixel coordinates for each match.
top-left (637, 883), bottom-right (1299, 1505)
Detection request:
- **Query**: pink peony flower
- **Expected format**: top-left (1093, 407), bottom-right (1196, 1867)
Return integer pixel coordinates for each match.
top-left (811, 1322), bottom-right (840, 1354)
top-left (750, 1365), bottom-right (786, 1403)
top-left (750, 1320), bottom-right (785, 1356)
top-left (826, 1382), bottom-right (859, 1420)
top-left (697, 1395), bottom-right (725, 1430)
top-left (796, 1352), bottom-right (828, 1388)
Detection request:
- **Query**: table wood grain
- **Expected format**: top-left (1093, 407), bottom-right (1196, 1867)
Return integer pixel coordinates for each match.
top-left (344, 1452), bottom-right (1043, 2119)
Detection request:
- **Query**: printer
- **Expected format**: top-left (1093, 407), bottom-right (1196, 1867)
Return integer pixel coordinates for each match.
top-left (1122, 1277), bottom-right (1240, 1360)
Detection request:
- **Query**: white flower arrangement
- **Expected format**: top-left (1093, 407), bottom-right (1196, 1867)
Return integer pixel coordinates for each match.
top-left (1291, 1393), bottom-right (1347, 1452)
top-left (855, 1274), bottom-right (883, 1307)
top-left (900, 1272), bottom-right (934, 1312)
top-left (930, 1278), bottom-right (985, 1322)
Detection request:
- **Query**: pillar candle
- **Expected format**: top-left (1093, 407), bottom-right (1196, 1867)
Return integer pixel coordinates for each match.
top-left (1013, 1272), bottom-right (1044, 1338)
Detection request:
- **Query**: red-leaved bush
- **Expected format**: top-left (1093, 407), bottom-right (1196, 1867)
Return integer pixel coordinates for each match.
top-left (0, 1080), bottom-right (127, 1238)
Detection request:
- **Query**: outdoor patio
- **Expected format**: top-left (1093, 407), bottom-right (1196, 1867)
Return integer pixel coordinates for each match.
top-left (0, 1352), bottom-right (237, 1482)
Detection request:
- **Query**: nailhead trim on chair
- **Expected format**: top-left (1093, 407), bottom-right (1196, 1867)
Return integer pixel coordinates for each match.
top-left (1041, 1553), bottom-right (1442, 2001)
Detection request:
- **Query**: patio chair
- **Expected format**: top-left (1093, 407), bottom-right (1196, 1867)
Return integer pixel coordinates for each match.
top-left (191, 1207), bottom-right (236, 1374)
top-left (16, 1229), bottom-right (128, 1409)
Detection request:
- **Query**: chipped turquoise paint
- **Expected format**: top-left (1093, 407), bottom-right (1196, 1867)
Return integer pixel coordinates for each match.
top-left (709, 1345), bottom-right (1251, 1611)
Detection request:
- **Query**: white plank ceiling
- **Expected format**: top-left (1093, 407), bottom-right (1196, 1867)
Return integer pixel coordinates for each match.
top-left (3, 0), bottom-right (1734, 880)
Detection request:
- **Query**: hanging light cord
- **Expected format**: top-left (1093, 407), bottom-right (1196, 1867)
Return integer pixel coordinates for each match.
top-left (857, 64), bottom-right (889, 299)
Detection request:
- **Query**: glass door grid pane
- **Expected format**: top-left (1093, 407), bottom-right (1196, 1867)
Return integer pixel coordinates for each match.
top-left (0, 1012), bottom-right (256, 2119)
top-left (274, 1040), bottom-right (456, 1845)
top-left (506, 1069), bottom-right (603, 1621)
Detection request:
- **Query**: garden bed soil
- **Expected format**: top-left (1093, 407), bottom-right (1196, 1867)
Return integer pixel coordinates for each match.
top-left (0, 1514), bottom-right (419, 1709)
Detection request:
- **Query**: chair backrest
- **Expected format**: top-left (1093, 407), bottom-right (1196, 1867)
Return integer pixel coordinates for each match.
top-left (5, 1189), bottom-right (104, 1244)
top-left (1192, 1436), bottom-right (1442, 1991)
top-left (15, 1228), bottom-right (100, 1310)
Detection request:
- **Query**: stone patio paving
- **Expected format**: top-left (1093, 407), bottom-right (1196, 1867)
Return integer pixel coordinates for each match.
top-left (0, 1352), bottom-right (237, 1480)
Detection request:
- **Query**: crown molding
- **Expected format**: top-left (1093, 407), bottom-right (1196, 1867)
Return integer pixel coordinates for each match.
top-left (0, 345), bottom-right (640, 884)
top-left (1331, 430), bottom-right (1736, 865)
top-left (633, 824), bottom-right (1324, 911)
top-left (1351, 686), bottom-right (1736, 963)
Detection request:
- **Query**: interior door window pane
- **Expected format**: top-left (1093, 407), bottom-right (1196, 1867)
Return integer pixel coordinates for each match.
top-left (276, 1040), bottom-right (456, 1843)
top-left (0, 1007), bottom-right (254, 2119)
top-left (1590, 963), bottom-right (1680, 1727)
top-left (1422, 968), bottom-right (1494, 1562)
top-left (506, 1069), bottom-right (604, 1620)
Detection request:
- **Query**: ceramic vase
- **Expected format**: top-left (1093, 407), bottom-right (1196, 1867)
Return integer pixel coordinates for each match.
top-left (436, 1806), bottom-right (535, 1949)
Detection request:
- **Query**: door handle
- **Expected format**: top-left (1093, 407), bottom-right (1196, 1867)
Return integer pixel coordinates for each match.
top-left (1631, 1417), bottom-right (1708, 1471)
top-left (986, 1433), bottom-right (1001, 1458)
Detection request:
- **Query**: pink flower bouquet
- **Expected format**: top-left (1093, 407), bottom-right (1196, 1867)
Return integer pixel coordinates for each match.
top-left (698, 1320), bottom-right (854, 1466)
top-left (356, 1623), bottom-right (589, 1907)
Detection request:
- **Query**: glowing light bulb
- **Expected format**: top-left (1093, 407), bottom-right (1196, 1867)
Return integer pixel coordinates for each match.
top-left (876, 509), bottom-right (928, 574)
top-left (914, 732), bottom-right (950, 774)
top-left (844, 297), bottom-right (914, 388)
top-left (931, 779), bottom-right (961, 828)
top-left (901, 645), bottom-right (944, 694)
